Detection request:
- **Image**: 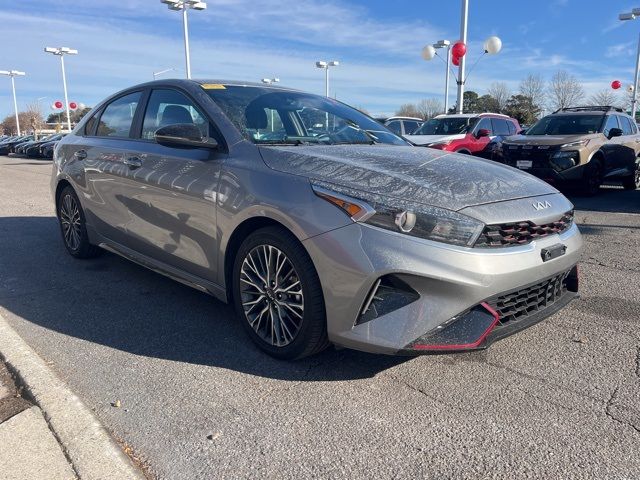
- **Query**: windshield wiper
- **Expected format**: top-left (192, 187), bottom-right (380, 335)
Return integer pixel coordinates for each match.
top-left (342, 119), bottom-right (379, 144)
top-left (255, 139), bottom-right (309, 146)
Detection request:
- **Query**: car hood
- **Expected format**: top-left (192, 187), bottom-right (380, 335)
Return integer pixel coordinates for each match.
top-left (404, 133), bottom-right (466, 145)
top-left (505, 133), bottom-right (602, 145)
top-left (258, 144), bottom-right (557, 212)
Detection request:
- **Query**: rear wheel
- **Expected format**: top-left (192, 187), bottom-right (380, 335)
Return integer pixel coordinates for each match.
top-left (622, 161), bottom-right (640, 190)
top-left (582, 160), bottom-right (602, 196)
top-left (232, 226), bottom-right (329, 360)
top-left (56, 186), bottom-right (101, 258)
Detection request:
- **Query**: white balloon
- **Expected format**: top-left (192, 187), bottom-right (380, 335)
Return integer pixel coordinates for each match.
top-left (421, 45), bottom-right (436, 61)
top-left (484, 36), bottom-right (502, 55)
top-left (627, 84), bottom-right (635, 93)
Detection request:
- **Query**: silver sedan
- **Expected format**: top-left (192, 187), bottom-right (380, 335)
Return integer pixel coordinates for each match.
top-left (51, 80), bottom-right (583, 359)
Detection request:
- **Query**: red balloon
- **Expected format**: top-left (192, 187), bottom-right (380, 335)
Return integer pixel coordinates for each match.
top-left (54, 100), bottom-right (63, 109)
top-left (452, 42), bottom-right (467, 58)
top-left (611, 80), bottom-right (621, 90)
top-left (452, 55), bottom-right (460, 66)
top-left (69, 102), bottom-right (77, 110)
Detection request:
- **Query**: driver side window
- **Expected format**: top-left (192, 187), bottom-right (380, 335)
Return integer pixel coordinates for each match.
top-left (603, 115), bottom-right (619, 137)
top-left (141, 89), bottom-right (210, 141)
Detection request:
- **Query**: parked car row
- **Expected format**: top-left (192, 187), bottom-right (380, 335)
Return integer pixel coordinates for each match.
top-left (0, 133), bottom-right (65, 159)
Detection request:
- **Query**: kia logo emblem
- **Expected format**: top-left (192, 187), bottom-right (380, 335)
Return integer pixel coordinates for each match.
top-left (532, 200), bottom-right (552, 211)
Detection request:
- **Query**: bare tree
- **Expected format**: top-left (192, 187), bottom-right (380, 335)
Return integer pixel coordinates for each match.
top-left (519, 73), bottom-right (546, 111)
top-left (1, 108), bottom-right (44, 135)
top-left (395, 103), bottom-right (421, 118)
top-left (588, 89), bottom-right (622, 108)
top-left (487, 82), bottom-right (511, 112)
top-left (548, 70), bottom-right (585, 110)
top-left (416, 98), bottom-right (443, 119)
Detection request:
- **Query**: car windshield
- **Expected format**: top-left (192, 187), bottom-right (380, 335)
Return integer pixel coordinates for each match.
top-left (204, 85), bottom-right (407, 146)
top-left (526, 114), bottom-right (603, 135)
top-left (411, 117), bottom-right (477, 135)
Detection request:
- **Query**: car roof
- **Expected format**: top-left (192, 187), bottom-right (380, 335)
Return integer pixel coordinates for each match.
top-left (434, 113), bottom-right (512, 119)
top-left (385, 116), bottom-right (423, 121)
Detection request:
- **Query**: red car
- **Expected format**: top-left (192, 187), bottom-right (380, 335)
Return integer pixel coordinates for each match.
top-left (405, 113), bottom-right (521, 161)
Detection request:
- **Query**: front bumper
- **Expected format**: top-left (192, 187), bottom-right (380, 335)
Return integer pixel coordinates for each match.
top-left (302, 221), bottom-right (582, 355)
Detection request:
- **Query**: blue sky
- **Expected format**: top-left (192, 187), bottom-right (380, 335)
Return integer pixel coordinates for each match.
top-left (1, 0), bottom-right (639, 118)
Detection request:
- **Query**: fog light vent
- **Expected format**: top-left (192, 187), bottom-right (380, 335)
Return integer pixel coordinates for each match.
top-left (356, 275), bottom-right (419, 326)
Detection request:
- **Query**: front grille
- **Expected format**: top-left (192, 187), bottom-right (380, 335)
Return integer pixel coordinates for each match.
top-left (487, 269), bottom-right (574, 325)
top-left (503, 145), bottom-right (556, 167)
top-left (474, 211), bottom-right (573, 248)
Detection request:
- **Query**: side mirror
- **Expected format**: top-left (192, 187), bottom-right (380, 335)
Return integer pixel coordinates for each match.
top-left (476, 128), bottom-right (491, 138)
top-left (154, 124), bottom-right (217, 149)
top-left (608, 127), bottom-right (623, 139)
top-left (518, 129), bottom-right (527, 135)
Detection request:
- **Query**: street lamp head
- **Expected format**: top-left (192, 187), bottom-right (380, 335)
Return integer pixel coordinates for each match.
top-left (633, 8), bottom-right (640, 16)
top-left (273, 77), bottom-right (280, 82)
top-left (60, 47), bottom-right (78, 55)
top-left (328, 61), bottom-right (340, 67)
top-left (435, 39), bottom-right (451, 48)
top-left (0, 70), bottom-right (10, 76)
top-left (10, 71), bottom-right (25, 76)
top-left (620, 12), bottom-right (636, 21)
top-left (189, 1), bottom-right (207, 10)
top-left (316, 61), bottom-right (328, 68)
top-left (261, 78), bottom-right (271, 84)
top-left (44, 47), bottom-right (58, 54)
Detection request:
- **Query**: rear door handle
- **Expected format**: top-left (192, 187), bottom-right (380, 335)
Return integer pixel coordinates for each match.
top-left (124, 156), bottom-right (142, 168)
top-left (73, 149), bottom-right (87, 160)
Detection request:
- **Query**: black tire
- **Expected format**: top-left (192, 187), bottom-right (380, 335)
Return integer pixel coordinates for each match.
top-left (56, 186), bottom-right (101, 259)
top-left (232, 226), bottom-right (329, 360)
top-left (582, 160), bottom-right (602, 196)
top-left (622, 161), bottom-right (640, 190)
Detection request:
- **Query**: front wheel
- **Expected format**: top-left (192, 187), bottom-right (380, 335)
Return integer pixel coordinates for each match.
top-left (622, 161), bottom-right (640, 190)
top-left (232, 226), bottom-right (329, 360)
top-left (56, 186), bottom-right (101, 258)
top-left (582, 161), bottom-right (602, 196)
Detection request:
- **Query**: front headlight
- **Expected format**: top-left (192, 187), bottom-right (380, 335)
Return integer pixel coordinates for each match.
top-left (560, 139), bottom-right (589, 148)
top-left (312, 185), bottom-right (484, 247)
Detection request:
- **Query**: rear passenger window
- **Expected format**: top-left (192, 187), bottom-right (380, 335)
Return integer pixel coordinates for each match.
top-left (142, 89), bottom-right (210, 141)
top-left (96, 92), bottom-right (142, 137)
top-left (603, 116), bottom-right (619, 137)
top-left (403, 121), bottom-right (420, 134)
top-left (507, 121), bottom-right (517, 135)
top-left (491, 118), bottom-right (510, 136)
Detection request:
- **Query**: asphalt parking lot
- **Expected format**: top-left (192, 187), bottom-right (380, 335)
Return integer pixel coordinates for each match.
top-left (0, 155), bottom-right (638, 479)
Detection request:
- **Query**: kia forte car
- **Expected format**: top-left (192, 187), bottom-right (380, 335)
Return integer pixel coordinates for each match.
top-left (51, 80), bottom-right (582, 359)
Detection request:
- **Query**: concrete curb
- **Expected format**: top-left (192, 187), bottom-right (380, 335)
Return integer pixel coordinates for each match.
top-left (0, 312), bottom-right (145, 480)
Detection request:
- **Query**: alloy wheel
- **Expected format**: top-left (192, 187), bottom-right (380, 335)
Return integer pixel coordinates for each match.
top-left (59, 194), bottom-right (82, 251)
top-left (239, 244), bottom-right (304, 347)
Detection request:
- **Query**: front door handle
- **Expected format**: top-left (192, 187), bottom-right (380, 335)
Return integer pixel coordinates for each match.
top-left (73, 149), bottom-right (87, 160)
top-left (124, 156), bottom-right (142, 168)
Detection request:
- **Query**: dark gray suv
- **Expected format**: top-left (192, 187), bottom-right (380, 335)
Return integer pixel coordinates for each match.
top-left (51, 80), bottom-right (582, 359)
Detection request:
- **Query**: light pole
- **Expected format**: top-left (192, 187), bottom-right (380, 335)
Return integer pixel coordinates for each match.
top-left (44, 47), bottom-right (77, 132)
top-left (261, 78), bottom-right (280, 131)
top-left (619, 8), bottom-right (640, 119)
top-left (315, 60), bottom-right (339, 97)
top-left (434, 40), bottom-right (451, 113)
top-left (160, 0), bottom-right (207, 79)
top-left (153, 67), bottom-right (177, 79)
top-left (0, 70), bottom-right (25, 135)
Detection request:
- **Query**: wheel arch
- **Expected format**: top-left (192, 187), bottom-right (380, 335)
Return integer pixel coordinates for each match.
top-left (54, 179), bottom-right (73, 210)
top-left (223, 216), bottom-right (299, 301)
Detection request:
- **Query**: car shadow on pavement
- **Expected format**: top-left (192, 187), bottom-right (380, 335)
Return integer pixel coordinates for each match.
top-left (0, 216), bottom-right (409, 382)
top-left (564, 186), bottom-right (640, 215)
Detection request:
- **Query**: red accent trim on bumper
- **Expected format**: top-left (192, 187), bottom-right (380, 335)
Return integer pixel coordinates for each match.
top-left (411, 302), bottom-right (501, 351)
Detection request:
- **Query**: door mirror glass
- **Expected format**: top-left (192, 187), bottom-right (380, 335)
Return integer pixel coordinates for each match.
top-left (608, 127), bottom-right (623, 139)
top-left (476, 128), bottom-right (490, 138)
top-left (154, 124), bottom-right (218, 148)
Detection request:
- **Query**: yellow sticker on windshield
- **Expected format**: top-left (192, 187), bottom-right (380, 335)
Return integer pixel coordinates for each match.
top-left (201, 83), bottom-right (226, 89)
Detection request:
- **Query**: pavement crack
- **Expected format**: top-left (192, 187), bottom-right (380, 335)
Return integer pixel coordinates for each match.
top-left (605, 385), bottom-right (640, 435)
top-left (636, 347), bottom-right (640, 380)
top-left (385, 373), bottom-right (462, 411)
